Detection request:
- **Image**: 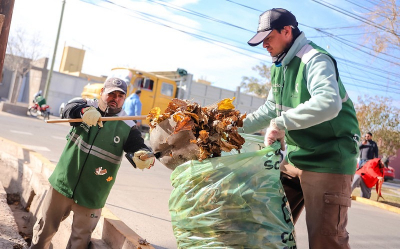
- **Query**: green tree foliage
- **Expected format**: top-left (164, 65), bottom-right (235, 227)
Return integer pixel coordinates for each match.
top-left (240, 63), bottom-right (271, 98)
top-left (355, 95), bottom-right (400, 157)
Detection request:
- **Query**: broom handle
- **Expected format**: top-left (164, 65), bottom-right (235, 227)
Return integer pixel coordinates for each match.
top-left (45, 115), bottom-right (148, 123)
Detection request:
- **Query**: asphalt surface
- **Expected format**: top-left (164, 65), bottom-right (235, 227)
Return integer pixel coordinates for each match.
top-left (1, 110), bottom-right (400, 249)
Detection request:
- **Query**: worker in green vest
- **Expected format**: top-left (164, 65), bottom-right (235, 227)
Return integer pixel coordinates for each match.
top-left (242, 8), bottom-right (360, 249)
top-left (30, 78), bottom-right (155, 249)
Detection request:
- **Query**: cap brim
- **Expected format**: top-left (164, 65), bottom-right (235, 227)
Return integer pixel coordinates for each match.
top-left (248, 30), bottom-right (272, 47)
top-left (104, 87), bottom-right (126, 94)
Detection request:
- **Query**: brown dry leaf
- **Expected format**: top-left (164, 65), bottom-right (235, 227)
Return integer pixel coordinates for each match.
top-left (149, 98), bottom-right (245, 162)
top-left (219, 139), bottom-right (238, 152)
top-left (147, 107), bottom-right (161, 121)
top-left (138, 238), bottom-right (150, 245)
top-left (198, 130), bottom-right (209, 142)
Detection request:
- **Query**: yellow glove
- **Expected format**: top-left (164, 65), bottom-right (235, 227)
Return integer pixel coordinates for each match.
top-left (82, 107), bottom-right (103, 127)
top-left (132, 150), bottom-right (155, 170)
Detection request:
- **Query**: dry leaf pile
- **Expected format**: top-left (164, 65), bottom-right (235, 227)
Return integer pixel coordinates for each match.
top-left (147, 98), bottom-right (246, 161)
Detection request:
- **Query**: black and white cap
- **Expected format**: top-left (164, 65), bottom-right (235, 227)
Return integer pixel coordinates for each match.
top-left (103, 77), bottom-right (127, 94)
top-left (248, 8), bottom-right (298, 47)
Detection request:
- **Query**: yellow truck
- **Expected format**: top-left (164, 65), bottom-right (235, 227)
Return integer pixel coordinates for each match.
top-left (81, 68), bottom-right (182, 127)
top-left (80, 67), bottom-right (266, 131)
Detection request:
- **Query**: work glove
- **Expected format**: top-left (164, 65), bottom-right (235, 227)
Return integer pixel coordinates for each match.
top-left (264, 118), bottom-right (285, 151)
top-left (132, 150), bottom-right (155, 170)
top-left (82, 107), bottom-right (103, 127)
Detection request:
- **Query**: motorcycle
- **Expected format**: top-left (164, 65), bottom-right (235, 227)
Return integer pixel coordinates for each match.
top-left (28, 102), bottom-right (51, 121)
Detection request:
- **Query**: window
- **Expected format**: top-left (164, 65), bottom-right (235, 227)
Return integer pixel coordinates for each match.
top-left (134, 77), bottom-right (144, 88)
top-left (161, 82), bottom-right (174, 96)
top-left (135, 77), bottom-right (154, 91)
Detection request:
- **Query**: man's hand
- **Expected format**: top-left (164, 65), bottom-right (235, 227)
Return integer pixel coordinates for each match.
top-left (132, 150), bottom-right (155, 170)
top-left (82, 107), bottom-right (103, 127)
top-left (264, 119), bottom-right (285, 151)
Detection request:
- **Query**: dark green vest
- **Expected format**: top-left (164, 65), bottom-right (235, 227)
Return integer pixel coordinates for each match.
top-left (271, 42), bottom-right (360, 174)
top-left (49, 120), bottom-right (132, 209)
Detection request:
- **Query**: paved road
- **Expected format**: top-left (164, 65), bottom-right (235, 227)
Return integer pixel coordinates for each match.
top-left (1, 111), bottom-right (400, 249)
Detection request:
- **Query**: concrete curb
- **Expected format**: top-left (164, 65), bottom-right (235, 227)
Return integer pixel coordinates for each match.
top-left (0, 136), bottom-right (155, 249)
top-left (351, 196), bottom-right (400, 215)
top-left (0, 181), bottom-right (28, 248)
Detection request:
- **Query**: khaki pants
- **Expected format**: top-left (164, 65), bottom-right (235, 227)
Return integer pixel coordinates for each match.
top-left (30, 187), bottom-right (102, 249)
top-left (280, 160), bottom-right (353, 249)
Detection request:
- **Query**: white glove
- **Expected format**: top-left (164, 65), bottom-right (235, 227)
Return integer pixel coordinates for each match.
top-left (132, 150), bottom-right (155, 170)
top-left (264, 119), bottom-right (285, 151)
top-left (82, 107), bottom-right (103, 127)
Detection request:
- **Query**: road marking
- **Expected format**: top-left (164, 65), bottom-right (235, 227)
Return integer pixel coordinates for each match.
top-left (10, 130), bottom-right (33, 135)
top-left (52, 136), bottom-right (66, 140)
top-left (22, 145), bottom-right (50, 152)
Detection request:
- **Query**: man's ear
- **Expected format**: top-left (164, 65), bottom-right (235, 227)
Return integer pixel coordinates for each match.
top-left (285, 26), bottom-right (292, 37)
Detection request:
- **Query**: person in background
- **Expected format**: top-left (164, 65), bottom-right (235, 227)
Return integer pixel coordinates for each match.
top-left (358, 132), bottom-right (379, 168)
top-left (30, 78), bottom-right (155, 249)
top-left (351, 157), bottom-right (387, 199)
top-left (32, 90), bottom-right (46, 106)
top-left (241, 8), bottom-right (360, 249)
top-left (123, 89), bottom-right (142, 127)
top-left (33, 90), bottom-right (43, 100)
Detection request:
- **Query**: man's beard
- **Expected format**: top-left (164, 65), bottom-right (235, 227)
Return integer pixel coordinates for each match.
top-left (98, 97), bottom-right (122, 116)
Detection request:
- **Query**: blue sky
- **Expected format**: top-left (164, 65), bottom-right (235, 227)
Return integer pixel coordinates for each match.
top-left (9, 0), bottom-right (400, 104)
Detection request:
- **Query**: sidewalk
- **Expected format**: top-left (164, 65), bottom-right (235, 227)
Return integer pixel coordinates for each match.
top-left (0, 135), bottom-right (154, 249)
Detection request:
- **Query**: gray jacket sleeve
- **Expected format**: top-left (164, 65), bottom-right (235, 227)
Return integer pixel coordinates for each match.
top-left (275, 54), bottom-right (342, 130)
top-left (241, 90), bottom-right (277, 134)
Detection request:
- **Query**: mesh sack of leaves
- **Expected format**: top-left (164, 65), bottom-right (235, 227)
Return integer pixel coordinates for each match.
top-left (147, 98), bottom-right (246, 170)
top-left (168, 136), bottom-right (297, 248)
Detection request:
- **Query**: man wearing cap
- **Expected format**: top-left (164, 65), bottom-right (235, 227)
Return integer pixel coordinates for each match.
top-left (351, 157), bottom-right (386, 199)
top-left (241, 8), bottom-right (360, 248)
top-left (30, 78), bottom-right (155, 249)
top-left (123, 89), bottom-right (143, 127)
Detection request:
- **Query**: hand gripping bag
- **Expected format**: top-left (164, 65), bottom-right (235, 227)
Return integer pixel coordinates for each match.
top-left (169, 134), bottom-right (296, 248)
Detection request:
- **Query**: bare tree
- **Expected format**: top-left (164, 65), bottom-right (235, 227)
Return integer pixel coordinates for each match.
top-left (240, 63), bottom-right (271, 98)
top-left (5, 27), bottom-right (44, 103)
top-left (363, 0), bottom-right (400, 53)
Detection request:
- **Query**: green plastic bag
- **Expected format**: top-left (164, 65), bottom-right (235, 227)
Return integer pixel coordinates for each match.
top-left (169, 134), bottom-right (296, 248)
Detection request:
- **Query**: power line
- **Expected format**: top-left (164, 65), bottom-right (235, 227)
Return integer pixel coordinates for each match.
top-left (340, 73), bottom-right (400, 91)
top-left (146, 0), bottom-right (254, 33)
top-left (311, 0), bottom-right (400, 36)
top-left (308, 31), bottom-right (377, 38)
top-left (224, 0), bottom-right (400, 74)
top-left (344, 81), bottom-right (399, 94)
top-left (80, 0), bottom-right (400, 94)
top-left (81, 0), bottom-right (267, 61)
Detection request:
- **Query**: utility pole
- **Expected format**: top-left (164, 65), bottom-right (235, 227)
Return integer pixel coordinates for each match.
top-left (44, 0), bottom-right (66, 99)
top-left (0, 0), bottom-right (15, 83)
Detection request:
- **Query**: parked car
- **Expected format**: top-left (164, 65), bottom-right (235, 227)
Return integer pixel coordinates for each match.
top-left (384, 166), bottom-right (395, 181)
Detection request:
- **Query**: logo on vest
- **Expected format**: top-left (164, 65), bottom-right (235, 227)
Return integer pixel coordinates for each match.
top-left (114, 136), bottom-right (120, 143)
top-left (95, 167), bottom-right (107, 175)
top-left (272, 82), bottom-right (283, 93)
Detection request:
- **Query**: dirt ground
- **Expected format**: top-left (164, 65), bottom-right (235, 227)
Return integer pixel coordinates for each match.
top-left (7, 194), bottom-right (32, 247)
top-left (0, 193), bottom-right (28, 249)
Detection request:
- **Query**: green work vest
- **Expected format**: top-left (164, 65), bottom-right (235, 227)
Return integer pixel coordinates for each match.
top-left (271, 42), bottom-right (360, 175)
top-left (49, 119), bottom-right (132, 209)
